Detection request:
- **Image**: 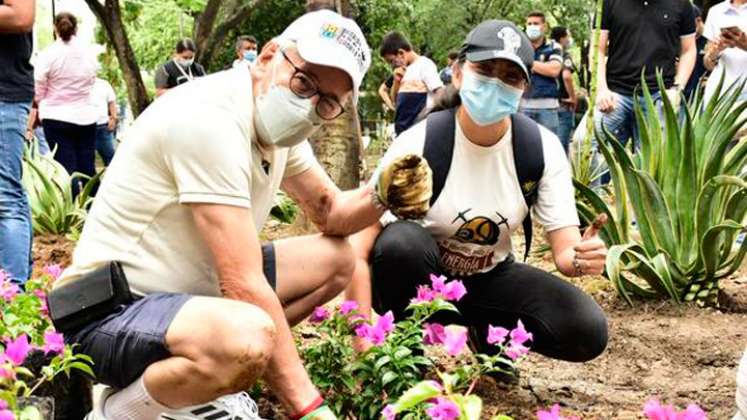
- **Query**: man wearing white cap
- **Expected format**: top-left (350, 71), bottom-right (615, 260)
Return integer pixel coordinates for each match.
top-left (52, 10), bottom-right (431, 420)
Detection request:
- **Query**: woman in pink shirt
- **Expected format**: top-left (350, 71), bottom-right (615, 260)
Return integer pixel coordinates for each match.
top-left (35, 12), bottom-right (98, 197)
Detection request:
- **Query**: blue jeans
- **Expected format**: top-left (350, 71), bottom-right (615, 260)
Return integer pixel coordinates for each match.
top-left (520, 107), bottom-right (560, 139)
top-left (593, 91), bottom-right (663, 184)
top-left (0, 101), bottom-right (32, 284)
top-left (95, 124), bottom-right (116, 166)
top-left (557, 106), bottom-right (575, 154)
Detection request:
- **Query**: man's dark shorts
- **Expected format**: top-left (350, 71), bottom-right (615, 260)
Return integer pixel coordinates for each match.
top-left (64, 243), bottom-right (277, 389)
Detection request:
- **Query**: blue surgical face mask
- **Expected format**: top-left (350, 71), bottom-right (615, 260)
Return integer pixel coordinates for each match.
top-left (244, 50), bottom-right (257, 62)
top-left (459, 69), bottom-right (524, 126)
top-left (526, 24), bottom-right (543, 40)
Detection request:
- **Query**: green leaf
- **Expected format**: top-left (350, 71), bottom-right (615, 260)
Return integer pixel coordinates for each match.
top-left (455, 394), bottom-right (483, 420)
top-left (381, 371), bottom-right (398, 386)
top-left (375, 355), bottom-right (392, 371)
top-left (390, 380), bottom-right (442, 412)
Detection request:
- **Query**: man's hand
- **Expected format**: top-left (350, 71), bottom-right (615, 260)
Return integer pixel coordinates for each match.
top-left (572, 214), bottom-right (608, 276)
top-left (375, 154), bottom-right (432, 220)
top-left (393, 66), bottom-right (406, 82)
top-left (107, 117), bottom-right (117, 132)
top-left (597, 87), bottom-right (617, 113)
top-left (24, 128), bottom-right (33, 142)
top-left (561, 97), bottom-right (578, 112)
top-left (665, 86), bottom-right (682, 110)
top-left (722, 27), bottom-right (747, 51)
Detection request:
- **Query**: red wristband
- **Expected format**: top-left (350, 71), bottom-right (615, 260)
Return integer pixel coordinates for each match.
top-left (290, 395), bottom-right (325, 420)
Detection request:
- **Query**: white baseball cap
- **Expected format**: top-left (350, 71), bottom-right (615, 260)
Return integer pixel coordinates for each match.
top-left (277, 10), bottom-right (371, 103)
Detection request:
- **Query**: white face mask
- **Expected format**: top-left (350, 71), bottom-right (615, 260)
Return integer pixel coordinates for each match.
top-left (176, 57), bottom-right (194, 67)
top-left (253, 52), bottom-right (321, 148)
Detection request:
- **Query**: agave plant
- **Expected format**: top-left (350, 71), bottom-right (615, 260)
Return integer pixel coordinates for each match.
top-left (21, 141), bottom-right (102, 238)
top-left (575, 74), bottom-right (747, 306)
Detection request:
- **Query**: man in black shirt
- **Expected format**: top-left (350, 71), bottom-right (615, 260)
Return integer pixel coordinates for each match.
top-left (596, 0), bottom-right (696, 151)
top-left (0, 0), bottom-right (35, 285)
top-left (552, 26), bottom-right (577, 154)
top-left (683, 5), bottom-right (709, 101)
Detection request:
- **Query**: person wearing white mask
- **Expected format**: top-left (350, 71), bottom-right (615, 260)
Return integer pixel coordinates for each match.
top-left (345, 20), bottom-right (609, 363)
top-left (155, 38), bottom-right (207, 97)
top-left (53, 10), bottom-right (432, 420)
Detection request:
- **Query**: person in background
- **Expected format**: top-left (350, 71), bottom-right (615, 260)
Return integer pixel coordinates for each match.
top-left (25, 102), bottom-right (51, 155)
top-left (233, 35), bottom-right (259, 68)
top-left (702, 0), bottom-right (747, 104)
top-left (596, 0), bottom-right (696, 149)
top-left (35, 12), bottom-right (98, 198)
top-left (439, 51), bottom-right (459, 85)
top-left (379, 31), bottom-right (444, 135)
top-left (551, 26), bottom-right (578, 153)
top-left (90, 77), bottom-right (118, 166)
top-left (683, 5), bottom-right (709, 102)
top-left (0, 0), bottom-right (35, 285)
top-left (154, 38), bottom-right (207, 97)
top-left (378, 75), bottom-right (395, 112)
top-left (520, 11), bottom-right (563, 139)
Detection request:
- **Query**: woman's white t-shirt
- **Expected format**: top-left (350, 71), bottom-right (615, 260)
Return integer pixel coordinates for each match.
top-left (376, 114), bottom-right (579, 276)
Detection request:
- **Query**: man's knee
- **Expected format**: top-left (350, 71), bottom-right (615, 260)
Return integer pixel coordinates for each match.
top-left (373, 221), bottom-right (435, 261)
top-left (192, 303), bottom-right (275, 393)
top-left (321, 235), bottom-right (355, 292)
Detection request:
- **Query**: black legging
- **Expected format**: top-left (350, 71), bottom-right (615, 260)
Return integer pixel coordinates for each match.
top-left (371, 221), bottom-right (608, 363)
top-left (42, 119), bottom-right (96, 198)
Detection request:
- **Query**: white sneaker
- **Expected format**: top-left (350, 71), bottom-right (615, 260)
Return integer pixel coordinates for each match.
top-left (84, 387), bottom-right (116, 420)
top-left (159, 392), bottom-right (264, 420)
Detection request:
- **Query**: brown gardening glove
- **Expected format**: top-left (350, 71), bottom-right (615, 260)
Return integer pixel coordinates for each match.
top-left (375, 154), bottom-right (432, 220)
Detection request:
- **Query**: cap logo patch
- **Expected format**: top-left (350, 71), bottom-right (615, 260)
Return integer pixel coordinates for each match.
top-left (497, 27), bottom-right (521, 54)
top-left (319, 22), bottom-right (368, 73)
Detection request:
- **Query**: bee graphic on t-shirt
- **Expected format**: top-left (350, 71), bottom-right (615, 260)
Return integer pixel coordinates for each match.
top-left (450, 209), bottom-right (509, 246)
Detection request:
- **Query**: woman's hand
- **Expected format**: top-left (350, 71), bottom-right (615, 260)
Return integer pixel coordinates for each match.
top-left (572, 214), bottom-right (608, 276)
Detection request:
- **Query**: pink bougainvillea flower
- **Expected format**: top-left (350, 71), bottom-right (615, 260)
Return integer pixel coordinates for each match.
top-left (536, 404), bottom-right (580, 420)
top-left (643, 399), bottom-right (679, 420)
top-left (0, 400), bottom-right (6, 409)
top-left (440, 280), bottom-right (467, 302)
top-left (43, 264), bottom-right (63, 280)
top-left (412, 285), bottom-right (437, 304)
top-left (423, 323), bottom-right (447, 345)
top-left (510, 319), bottom-right (533, 346)
top-left (33, 289), bottom-right (49, 315)
top-left (425, 397), bottom-right (460, 420)
top-left (443, 326), bottom-right (468, 356)
top-left (339, 300), bottom-right (359, 315)
top-left (382, 404), bottom-right (396, 420)
top-left (680, 404), bottom-right (707, 420)
top-left (376, 311), bottom-right (395, 334)
top-left (487, 325), bottom-right (509, 345)
top-left (42, 331), bottom-right (65, 355)
top-left (4, 335), bottom-right (31, 366)
top-left (430, 274), bottom-right (447, 293)
top-left (0, 281), bottom-right (19, 302)
top-left (309, 307), bottom-right (330, 323)
top-left (505, 342), bottom-right (530, 361)
top-left (642, 399), bottom-right (707, 420)
top-left (0, 408), bottom-right (13, 420)
top-left (355, 323), bottom-right (371, 339)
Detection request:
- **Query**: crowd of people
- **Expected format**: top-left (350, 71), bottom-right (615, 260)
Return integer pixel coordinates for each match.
top-left (0, 0), bottom-right (745, 419)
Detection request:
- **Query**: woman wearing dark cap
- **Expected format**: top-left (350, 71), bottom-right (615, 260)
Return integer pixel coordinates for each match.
top-left (346, 20), bottom-right (609, 363)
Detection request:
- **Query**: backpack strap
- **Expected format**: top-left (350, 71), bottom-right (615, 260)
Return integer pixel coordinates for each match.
top-left (423, 108), bottom-right (457, 206)
top-left (511, 113), bottom-right (545, 261)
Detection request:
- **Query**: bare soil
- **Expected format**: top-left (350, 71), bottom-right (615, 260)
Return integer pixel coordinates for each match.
top-left (32, 226), bottom-right (747, 419)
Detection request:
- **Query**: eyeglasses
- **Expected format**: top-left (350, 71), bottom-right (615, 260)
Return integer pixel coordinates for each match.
top-left (281, 51), bottom-right (345, 120)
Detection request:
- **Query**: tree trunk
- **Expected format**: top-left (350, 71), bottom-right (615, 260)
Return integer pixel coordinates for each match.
top-left (84, 0), bottom-right (150, 117)
top-left (305, 0), bottom-right (362, 190)
top-left (193, 0), bottom-right (223, 63)
top-left (197, 0), bottom-right (265, 68)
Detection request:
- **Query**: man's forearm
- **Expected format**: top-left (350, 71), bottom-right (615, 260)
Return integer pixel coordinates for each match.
top-left (532, 61), bottom-right (562, 78)
top-left (223, 276), bottom-right (318, 413)
top-left (323, 186), bottom-right (383, 236)
top-left (675, 48), bottom-right (697, 87)
top-left (0, 0), bottom-right (35, 33)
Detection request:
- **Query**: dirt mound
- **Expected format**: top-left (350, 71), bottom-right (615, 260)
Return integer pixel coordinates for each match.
top-left (31, 234), bottom-right (74, 277)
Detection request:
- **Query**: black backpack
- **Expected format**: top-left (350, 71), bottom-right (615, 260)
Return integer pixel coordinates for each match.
top-left (423, 108), bottom-right (545, 261)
